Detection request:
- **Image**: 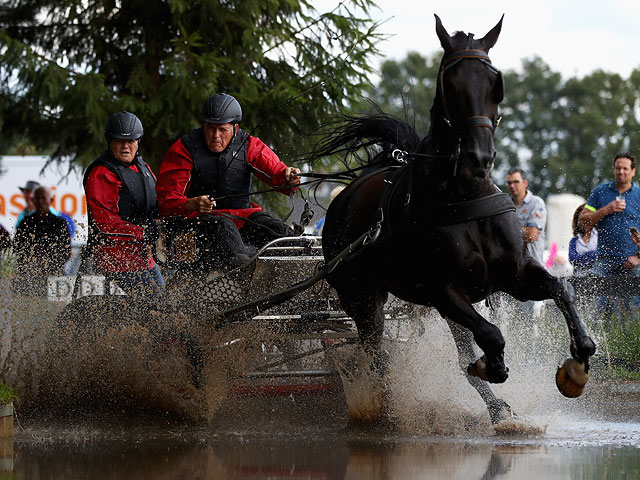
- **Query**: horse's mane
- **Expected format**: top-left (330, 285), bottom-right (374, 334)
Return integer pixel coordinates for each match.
top-left (308, 107), bottom-right (422, 171)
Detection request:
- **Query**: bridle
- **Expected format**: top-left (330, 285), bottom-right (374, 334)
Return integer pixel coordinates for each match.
top-left (438, 48), bottom-right (503, 135)
top-left (435, 41), bottom-right (504, 175)
top-left (392, 42), bottom-right (504, 176)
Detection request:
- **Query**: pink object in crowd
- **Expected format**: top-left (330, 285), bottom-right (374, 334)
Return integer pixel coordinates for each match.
top-left (546, 241), bottom-right (558, 268)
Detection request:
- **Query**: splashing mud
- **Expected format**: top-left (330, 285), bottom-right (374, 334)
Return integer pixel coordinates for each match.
top-left (328, 298), bottom-right (591, 436)
top-left (327, 306), bottom-right (492, 434)
top-left (0, 292), bottom-right (271, 423)
top-left (0, 282), bottom-right (628, 441)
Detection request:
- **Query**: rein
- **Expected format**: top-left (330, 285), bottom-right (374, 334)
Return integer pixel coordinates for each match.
top-left (212, 155), bottom-right (396, 203)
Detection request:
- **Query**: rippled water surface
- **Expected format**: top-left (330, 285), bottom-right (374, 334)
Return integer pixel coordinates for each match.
top-left (8, 417), bottom-right (640, 479)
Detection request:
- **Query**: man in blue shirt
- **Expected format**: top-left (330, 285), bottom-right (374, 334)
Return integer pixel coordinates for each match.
top-left (579, 152), bottom-right (640, 276)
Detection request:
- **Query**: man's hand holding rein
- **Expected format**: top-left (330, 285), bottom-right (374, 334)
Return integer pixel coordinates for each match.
top-left (185, 195), bottom-right (216, 214)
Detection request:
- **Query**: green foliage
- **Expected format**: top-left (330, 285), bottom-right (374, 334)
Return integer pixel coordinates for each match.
top-left (0, 0), bottom-right (384, 172)
top-left (498, 59), bottom-right (637, 198)
top-left (0, 381), bottom-right (17, 405)
top-left (0, 252), bottom-right (15, 279)
top-left (608, 367), bottom-right (640, 381)
top-left (604, 318), bottom-right (640, 363)
top-left (356, 51), bottom-right (440, 136)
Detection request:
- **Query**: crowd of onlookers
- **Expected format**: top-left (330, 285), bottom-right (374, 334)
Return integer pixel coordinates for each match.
top-left (507, 152), bottom-right (640, 317)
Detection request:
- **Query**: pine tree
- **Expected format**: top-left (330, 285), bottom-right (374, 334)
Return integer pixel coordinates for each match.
top-left (0, 0), bottom-right (384, 170)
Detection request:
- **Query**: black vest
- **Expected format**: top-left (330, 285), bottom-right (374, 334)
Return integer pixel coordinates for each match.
top-left (181, 127), bottom-right (251, 209)
top-left (83, 151), bottom-right (157, 242)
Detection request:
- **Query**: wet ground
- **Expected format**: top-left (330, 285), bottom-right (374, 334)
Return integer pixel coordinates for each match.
top-left (4, 378), bottom-right (640, 480)
top-left (2, 290), bottom-right (640, 479)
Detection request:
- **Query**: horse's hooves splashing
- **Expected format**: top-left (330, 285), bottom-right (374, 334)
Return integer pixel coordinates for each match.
top-left (488, 398), bottom-right (514, 425)
top-left (556, 358), bottom-right (589, 398)
top-left (467, 355), bottom-right (509, 384)
top-left (493, 417), bottom-right (548, 436)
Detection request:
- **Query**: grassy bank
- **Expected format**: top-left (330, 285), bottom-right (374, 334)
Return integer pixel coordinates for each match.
top-left (0, 382), bottom-right (17, 406)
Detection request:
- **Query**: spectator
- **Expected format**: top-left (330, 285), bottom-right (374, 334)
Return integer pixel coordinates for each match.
top-left (15, 180), bottom-right (39, 228)
top-left (13, 186), bottom-right (70, 295)
top-left (0, 223), bottom-right (12, 299)
top-left (156, 93), bottom-right (301, 270)
top-left (569, 203), bottom-right (597, 277)
top-left (579, 152), bottom-right (640, 316)
top-left (506, 167), bottom-right (547, 264)
top-left (15, 180), bottom-right (75, 238)
top-left (0, 222), bottom-right (11, 269)
top-left (578, 153), bottom-right (640, 276)
top-left (84, 111), bottom-right (164, 295)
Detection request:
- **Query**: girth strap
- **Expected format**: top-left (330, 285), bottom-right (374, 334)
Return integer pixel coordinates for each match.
top-left (417, 192), bottom-right (515, 227)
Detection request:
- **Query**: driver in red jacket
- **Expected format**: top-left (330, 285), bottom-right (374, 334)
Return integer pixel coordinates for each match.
top-left (84, 111), bottom-right (164, 294)
top-left (156, 93), bottom-right (300, 270)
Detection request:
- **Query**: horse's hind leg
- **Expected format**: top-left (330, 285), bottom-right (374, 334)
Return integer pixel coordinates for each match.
top-left (434, 286), bottom-right (508, 384)
top-left (337, 288), bottom-right (389, 373)
top-left (446, 319), bottom-right (513, 424)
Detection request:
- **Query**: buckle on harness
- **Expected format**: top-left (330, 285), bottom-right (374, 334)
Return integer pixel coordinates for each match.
top-left (391, 149), bottom-right (408, 163)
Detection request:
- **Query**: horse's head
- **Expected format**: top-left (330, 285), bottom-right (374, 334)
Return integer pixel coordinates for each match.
top-left (432, 14), bottom-right (504, 179)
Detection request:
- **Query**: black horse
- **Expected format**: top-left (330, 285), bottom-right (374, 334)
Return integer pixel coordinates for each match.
top-left (313, 15), bottom-right (596, 420)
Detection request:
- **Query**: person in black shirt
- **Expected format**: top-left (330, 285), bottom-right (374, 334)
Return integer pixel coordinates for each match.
top-left (13, 186), bottom-right (70, 296)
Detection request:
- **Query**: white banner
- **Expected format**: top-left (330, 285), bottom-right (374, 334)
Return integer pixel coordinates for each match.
top-left (0, 155), bottom-right (87, 245)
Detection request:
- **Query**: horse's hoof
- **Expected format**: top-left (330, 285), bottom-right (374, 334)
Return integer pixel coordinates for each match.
top-left (467, 355), bottom-right (489, 381)
top-left (467, 355), bottom-right (508, 384)
top-left (556, 358), bottom-right (589, 398)
top-left (488, 399), bottom-right (514, 424)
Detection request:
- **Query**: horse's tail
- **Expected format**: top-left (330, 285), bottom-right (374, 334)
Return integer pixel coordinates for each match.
top-left (307, 111), bottom-right (421, 170)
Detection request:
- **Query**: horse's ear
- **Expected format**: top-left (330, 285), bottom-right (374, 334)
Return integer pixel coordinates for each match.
top-left (479, 14), bottom-right (504, 51)
top-left (434, 14), bottom-right (452, 51)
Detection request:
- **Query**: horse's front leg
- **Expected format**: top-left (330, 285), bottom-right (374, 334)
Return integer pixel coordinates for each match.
top-left (510, 259), bottom-right (596, 397)
top-left (434, 286), bottom-right (508, 384)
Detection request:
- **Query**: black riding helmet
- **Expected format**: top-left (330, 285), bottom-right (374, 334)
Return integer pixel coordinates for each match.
top-left (201, 93), bottom-right (242, 124)
top-left (104, 111), bottom-right (144, 142)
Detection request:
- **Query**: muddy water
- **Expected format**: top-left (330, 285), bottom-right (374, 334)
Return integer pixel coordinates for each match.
top-left (2, 289), bottom-right (640, 479)
top-left (9, 413), bottom-right (640, 479)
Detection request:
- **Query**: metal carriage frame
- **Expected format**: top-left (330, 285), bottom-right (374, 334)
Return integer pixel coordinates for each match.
top-left (158, 231), bottom-right (420, 396)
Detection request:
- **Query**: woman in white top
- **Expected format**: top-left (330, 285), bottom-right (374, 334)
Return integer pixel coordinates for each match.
top-left (569, 203), bottom-right (597, 277)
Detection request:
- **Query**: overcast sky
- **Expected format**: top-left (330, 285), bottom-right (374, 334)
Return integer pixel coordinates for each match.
top-left (321, 0), bottom-right (640, 79)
